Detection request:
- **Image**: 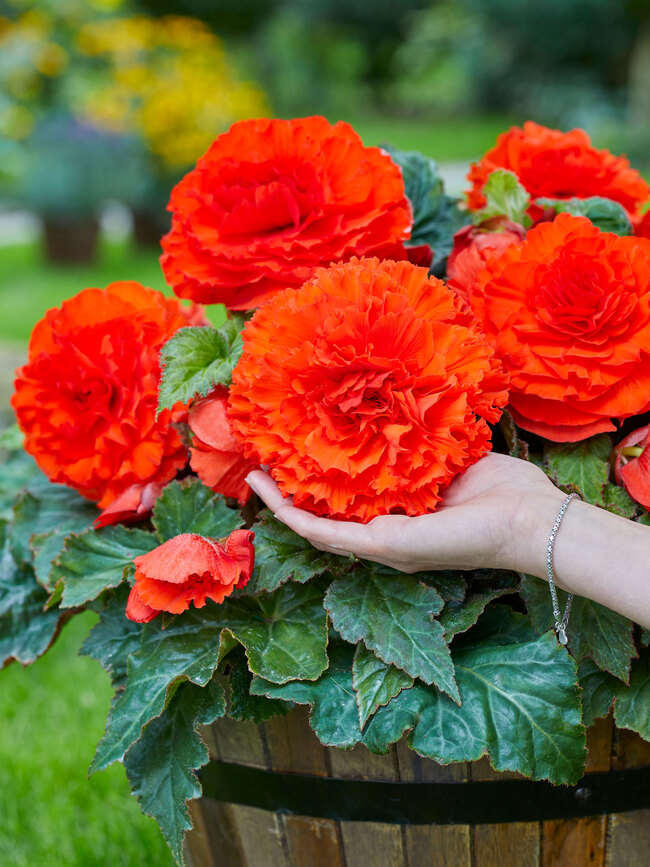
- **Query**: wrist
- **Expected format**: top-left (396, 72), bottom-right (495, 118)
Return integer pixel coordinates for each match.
top-left (505, 486), bottom-right (568, 579)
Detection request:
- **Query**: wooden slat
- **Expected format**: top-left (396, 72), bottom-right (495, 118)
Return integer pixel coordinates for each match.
top-left (470, 757), bottom-right (525, 781)
top-left (542, 817), bottom-right (606, 867)
top-left (340, 821), bottom-right (406, 867)
top-left (473, 822), bottom-right (540, 867)
top-left (263, 707), bottom-right (330, 775)
top-left (606, 809), bottom-right (650, 867)
top-left (222, 804), bottom-right (291, 867)
top-left (208, 716), bottom-right (267, 768)
top-left (614, 728), bottom-right (650, 770)
top-left (282, 815), bottom-right (346, 867)
top-left (584, 714), bottom-right (614, 773)
top-left (396, 740), bottom-right (469, 782)
top-left (327, 742), bottom-right (399, 780)
top-left (405, 826), bottom-right (471, 867)
top-left (187, 797), bottom-right (244, 867)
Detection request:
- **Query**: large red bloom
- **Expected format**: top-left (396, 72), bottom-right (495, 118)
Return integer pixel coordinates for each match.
top-left (466, 121), bottom-right (649, 215)
top-left (228, 257), bottom-right (509, 522)
top-left (126, 530), bottom-right (255, 623)
top-left (12, 282), bottom-right (204, 507)
top-left (446, 221), bottom-right (525, 305)
top-left (188, 387), bottom-right (258, 505)
top-left (466, 213), bottom-right (650, 441)
top-left (614, 426), bottom-right (650, 510)
top-left (160, 116), bottom-right (412, 310)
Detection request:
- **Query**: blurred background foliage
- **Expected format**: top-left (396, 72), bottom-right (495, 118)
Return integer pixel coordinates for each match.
top-left (1, 3), bottom-right (650, 862)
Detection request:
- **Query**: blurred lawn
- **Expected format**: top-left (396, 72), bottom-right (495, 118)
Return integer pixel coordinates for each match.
top-left (0, 612), bottom-right (174, 867)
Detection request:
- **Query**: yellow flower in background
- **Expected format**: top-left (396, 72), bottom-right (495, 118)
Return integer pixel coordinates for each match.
top-left (35, 41), bottom-right (68, 76)
top-left (1, 104), bottom-right (34, 139)
top-left (77, 15), bottom-right (269, 169)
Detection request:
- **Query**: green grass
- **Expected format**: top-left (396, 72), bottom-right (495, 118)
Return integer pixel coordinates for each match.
top-left (354, 113), bottom-right (517, 161)
top-left (0, 612), bottom-right (174, 867)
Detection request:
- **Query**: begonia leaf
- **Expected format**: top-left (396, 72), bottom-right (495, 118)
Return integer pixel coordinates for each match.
top-left (578, 659), bottom-right (618, 727)
top-left (365, 629), bottom-right (585, 784)
top-left (614, 650), bottom-right (650, 741)
top-left (352, 644), bottom-right (413, 728)
top-left (457, 603), bottom-right (538, 648)
top-left (0, 449), bottom-right (40, 521)
top-left (227, 645), bottom-right (293, 724)
top-left (440, 585), bottom-right (512, 640)
top-left (324, 569), bottom-right (458, 702)
top-left (640, 628), bottom-right (650, 647)
top-left (158, 321), bottom-right (243, 412)
top-left (152, 478), bottom-right (242, 542)
top-left (80, 585), bottom-right (145, 687)
top-left (241, 510), bottom-right (343, 595)
top-left (383, 145), bottom-right (470, 262)
top-left (521, 574), bottom-right (636, 682)
top-left (124, 677), bottom-right (226, 867)
top-left (603, 483), bottom-right (638, 519)
top-left (251, 643), bottom-right (363, 747)
top-left (537, 196), bottom-right (633, 236)
top-left (92, 581), bottom-right (327, 771)
top-left (53, 526), bottom-right (158, 609)
top-left (218, 581), bottom-right (329, 683)
top-left (0, 526), bottom-right (61, 667)
top-left (544, 434), bottom-right (611, 505)
top-left (416, 569), bottom-right (467, 603)
top-left (91, 607), bottom-right (231, 772)
top-left (475, 169), bottom-right (529, 225)
top-left (10, 474), bottom-right (97, 587)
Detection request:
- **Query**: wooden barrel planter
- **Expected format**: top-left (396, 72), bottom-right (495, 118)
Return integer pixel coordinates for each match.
top-left (184, 708), bottom-right (650, 867)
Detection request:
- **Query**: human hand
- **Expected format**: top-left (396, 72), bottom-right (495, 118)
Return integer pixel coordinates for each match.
top-left (245, 453), bottom-right (565, 576)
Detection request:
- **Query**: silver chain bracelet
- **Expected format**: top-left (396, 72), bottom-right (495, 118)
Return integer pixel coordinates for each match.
top-left (547, 492), bottom-right (581, 645)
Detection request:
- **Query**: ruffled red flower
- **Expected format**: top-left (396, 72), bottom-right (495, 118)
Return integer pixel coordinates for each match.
top-left (466, 121), bottom-right (649, 215)
top-left (614, 426), bottom-right (650, 510)
top-left (635, 209), bottom-right (650, 240)
top-left (446, 221), bottom-right (525, 304)
top-left (94, 481), bottom-right (164, 529)
top-left (125, 529), bottom-right (255, 623)
top-left (12, 282), bottom-right (204, 508)
top-left (466, 213), bottom-right (650, 441)
top-left (160, 116), bottom-right (412, 310)
top-left (188, 387), bottom-right (258, 505)
top-left (228, 257), bottom-right (509, 522)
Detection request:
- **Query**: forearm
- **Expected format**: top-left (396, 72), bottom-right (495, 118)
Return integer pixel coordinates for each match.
top-left (514, 493), bottom-right (650, 628)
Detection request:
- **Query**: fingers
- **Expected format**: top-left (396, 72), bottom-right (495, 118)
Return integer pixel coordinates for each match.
top-left (274, 505), bottom-right (371, 558)
top-left (246, 470), bottom-right (294, 513)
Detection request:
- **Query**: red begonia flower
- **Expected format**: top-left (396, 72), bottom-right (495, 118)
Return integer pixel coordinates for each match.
top-left (446, 221), bottom-right (525, 304)
top-left (466, 121), bottom-right (649, 215)
top-left (228, 257), bottom-right (509, 522)
top-left (12, 282), bottom-right (205, 507)
top-left (465, 213), bottom-right (650, 442)
top-left (160, 116), bottom-right (412, 310)
top-left (188, 387), bottom-right (258, 505)
top-left (94, 481), bottom-right (164, 529)
top-left (125, 529), bottom-right (255, 623)
top-left (614, 426), bottom-right (650, 510)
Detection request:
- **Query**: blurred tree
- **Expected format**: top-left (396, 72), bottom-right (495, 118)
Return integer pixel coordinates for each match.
top-left (134, 0), bottom-right (275, 35)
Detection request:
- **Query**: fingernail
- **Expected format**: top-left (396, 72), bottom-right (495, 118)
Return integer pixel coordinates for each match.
top-left (245, 475), bottom-right (260, 495)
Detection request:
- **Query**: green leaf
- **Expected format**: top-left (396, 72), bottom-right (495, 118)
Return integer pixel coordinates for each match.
top-left (476, 169), bottom-right (529, 225)
top-left (152, 478), bottom-right (242, 542)
top-left (352, 644), bottom-right (413, 727)
top-left (0, 423), bottom-right (23, 450)
top-left (365, 629), bottom-right (586, 784)
top-left (10, 476), bottom-right (97, 586)
top-left (158, 321), bottom-right (243, 412)
top-left (53, 526), bottom-right (158, 609)
top-left (640, 627), bottom-right (650, 647)
top-left (603, 483), bottom-right (638, 519)
top-left (544, 434), bottom-right (611, 505)
top-left (80, 585), bottom-right (144, 687)
top-left (227, 645), bottom-right (293, 724)
top-left (384, 145), bottom-right (471, 262)
top-left (440, 586), bottom-right (511, 639)
top-left (251, 643), bottom-right (363, 747)
top-left (457, 604), bottom-right (538, 648)
top-left (0, 450), bottom-right (40, 522)
top-left (521, 574), bottom-right (636, 681)
top-left (91, 607), bottom-right (231, 772)
top-left (614, 650), bottom-right (650, 741)
top-left (536, 196), bottom-right (633, 236)
top-left (0, 531), bottom-right (61, 667)
top-left (219, 581), bottom-right (329, 683)
top-left (124, 677), bottom-right (226, 866)
top-left (578, 659), bottom-right (618, 727)
top-left (325, 570), bottom-right (458, 701)
top-left (242, 510), bottom-right (342, 595)
top-left (419, 570), bottom-right (467, 603)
